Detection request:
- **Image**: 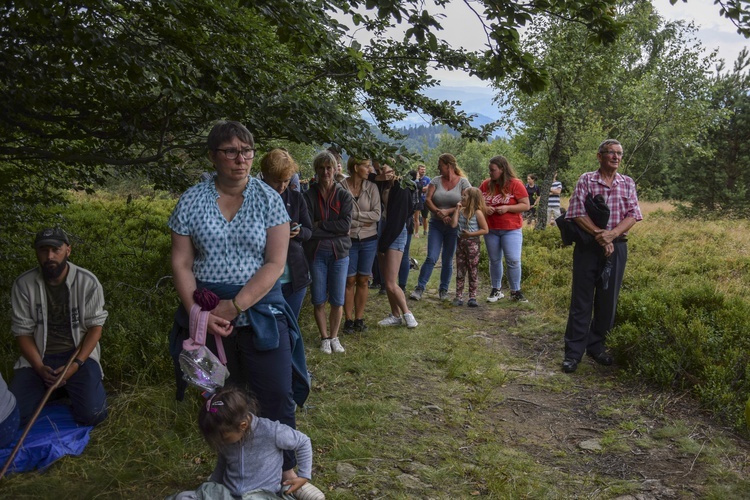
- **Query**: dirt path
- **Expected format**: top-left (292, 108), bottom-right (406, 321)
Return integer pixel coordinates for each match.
top-left (463, 303), bottom-right (750, 498)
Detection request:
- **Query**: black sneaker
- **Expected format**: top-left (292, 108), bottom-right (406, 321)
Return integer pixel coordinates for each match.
top-left (510, 290), bottom-right (528, 303)
top-left (467, 298), bottom-right (478, 308)
top-left (343, 319), bottom-right (355, 334)
top-left (353, 319), bottom-right (368, 332)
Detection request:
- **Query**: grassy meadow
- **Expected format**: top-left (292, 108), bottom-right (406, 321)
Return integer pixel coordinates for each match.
top-left (1, 195), bottom-right (749, 498)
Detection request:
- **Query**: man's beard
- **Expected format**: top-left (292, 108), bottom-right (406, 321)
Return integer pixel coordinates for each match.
top-left (41, 256), bottom-right (68, 281)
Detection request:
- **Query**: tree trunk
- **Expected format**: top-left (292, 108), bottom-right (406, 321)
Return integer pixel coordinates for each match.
top-left (535, 117), bottom-right (566, 230)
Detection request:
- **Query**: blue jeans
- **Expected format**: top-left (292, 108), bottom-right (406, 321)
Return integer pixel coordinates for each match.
top-left (483, 228), bottom-right (523, 291)
top-left (10, 349), bottom-right (108, 427)
top-left (310, 249), bottom-right (349, 306)
top-left (398, 230), bottom-right (413, 288)
top-left (388, 225), bottom-right (408, 252)
top-left (281, 282), bottom-right (307, 321)
top-left (416, 217), bottom-right (459, 292)
top-left (347, 239), bottom-right (378, 277)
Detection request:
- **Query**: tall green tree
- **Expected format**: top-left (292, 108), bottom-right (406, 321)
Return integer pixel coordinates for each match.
top-left (673, 50), bottom-right (750, 213)
top-left (498, 1), bottom-right (716, 227)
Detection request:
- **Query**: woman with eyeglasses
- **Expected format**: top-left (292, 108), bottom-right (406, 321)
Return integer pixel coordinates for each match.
top-left (168, 121), bottom-right (313, 492)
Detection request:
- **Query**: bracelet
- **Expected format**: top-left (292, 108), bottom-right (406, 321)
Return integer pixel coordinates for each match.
top-left (232, 298), bottom-right (244, 315)
top-left (73, 358), bottom-right (85, 368)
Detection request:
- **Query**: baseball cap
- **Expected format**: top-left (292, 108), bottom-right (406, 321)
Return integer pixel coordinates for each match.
top-left (34, 227), bottom-right (70, 249)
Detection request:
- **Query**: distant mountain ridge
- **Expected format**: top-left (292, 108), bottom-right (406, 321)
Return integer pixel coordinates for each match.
top-left (398, 84), bottom-right (502, 128)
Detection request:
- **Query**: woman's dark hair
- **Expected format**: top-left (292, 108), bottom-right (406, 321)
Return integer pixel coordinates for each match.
top-left (207, 120), bottom-right (255, 151)
top-left (488, 155), bottom-right (518, 197)
top-left (198, 386), bottom-right (258, 450)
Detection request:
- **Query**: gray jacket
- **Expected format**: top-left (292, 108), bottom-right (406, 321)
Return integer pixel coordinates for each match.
top-left (11, 262), bottom-right (108, 371)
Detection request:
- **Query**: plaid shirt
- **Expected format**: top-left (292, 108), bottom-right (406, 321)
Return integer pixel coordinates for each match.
top-left (566, 170), bottom-right (642, 232)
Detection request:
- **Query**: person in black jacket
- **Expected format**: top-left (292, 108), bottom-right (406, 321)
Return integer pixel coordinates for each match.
top-left (371, 163), bottom-right (419, 329)
top-left (260, 149), bottom-right (312, 320)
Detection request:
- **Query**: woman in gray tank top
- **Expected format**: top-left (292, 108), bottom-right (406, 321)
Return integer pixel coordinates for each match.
top-left (409, 153), bottom-right (471, 301)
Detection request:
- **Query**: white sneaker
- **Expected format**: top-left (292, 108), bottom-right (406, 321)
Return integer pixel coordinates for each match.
top-left (487, 288), bottom-right (505, 302)
top-left (378, 313), bottom-right (403, 326)
top-left (403, 312), bottom-right (418, 328)
top-left (320, 338), bottom-right (332, 354)
top-left (330, 337), bottom-right (345, 353)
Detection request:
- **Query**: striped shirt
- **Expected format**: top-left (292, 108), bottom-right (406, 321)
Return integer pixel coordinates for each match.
top-left (548, 181), bottom-right (562, 208)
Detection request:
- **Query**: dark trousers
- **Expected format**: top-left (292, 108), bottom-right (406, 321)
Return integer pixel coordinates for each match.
top-left (10, 349), bottom-right (108, 426)
top-left (564, 241), bottom-right (628, 361)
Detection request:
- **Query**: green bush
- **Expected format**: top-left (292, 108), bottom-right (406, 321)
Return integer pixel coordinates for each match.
top-left (0, 194), bottom-right (179, 387)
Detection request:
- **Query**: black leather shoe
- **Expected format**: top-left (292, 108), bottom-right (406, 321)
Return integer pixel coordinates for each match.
top-left (562, 358), bottom-right (579, 373)
top-left (588, 351), bottom-right (614, 366)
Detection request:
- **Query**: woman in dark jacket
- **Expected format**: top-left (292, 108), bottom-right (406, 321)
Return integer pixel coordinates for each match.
top-left (372, 163), bottom-right (419, 329)
top-left (303, 151), bottom-right (353, 354)
top-left (260, 149), bottom-right (312, 320)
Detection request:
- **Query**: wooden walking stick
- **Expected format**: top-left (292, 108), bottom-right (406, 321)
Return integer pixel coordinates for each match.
top-left (0, 347), bottom-right (82, 480)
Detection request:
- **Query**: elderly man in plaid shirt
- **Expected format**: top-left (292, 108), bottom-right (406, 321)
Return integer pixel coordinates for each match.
top-left (562, 140), bottom-right (643, 374)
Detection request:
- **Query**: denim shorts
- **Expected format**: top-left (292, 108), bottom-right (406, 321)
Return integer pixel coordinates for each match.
top-left (388, 225), bottom-right (408, 252)
top-left (347, 238), bottom-right (378, 277)
top-left (310, 249), bottom-right (349, 306)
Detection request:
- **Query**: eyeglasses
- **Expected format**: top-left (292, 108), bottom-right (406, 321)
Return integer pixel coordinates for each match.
top-left (601, 150), bottom-right (624, 158)
top-left (215, 147), bottom-right (256, 160)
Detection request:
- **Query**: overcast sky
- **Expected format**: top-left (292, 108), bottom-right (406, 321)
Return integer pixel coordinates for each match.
top-left (422, 0), bottom-right (749, 86)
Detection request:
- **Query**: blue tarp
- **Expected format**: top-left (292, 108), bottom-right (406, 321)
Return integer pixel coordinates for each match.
top-left (0, 404), bottom-right (92, 475)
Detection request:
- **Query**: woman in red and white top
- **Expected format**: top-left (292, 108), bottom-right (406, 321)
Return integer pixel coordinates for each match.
top-left (479, 156), bottom-right (530, 303)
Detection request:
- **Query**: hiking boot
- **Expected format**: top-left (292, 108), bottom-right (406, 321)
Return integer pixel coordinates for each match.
top-left (467, 298), bottom-right (478, 308)
top-left (410, 287), bottom-right (424, 300)
top-left (330, 337), bottom-right (345, 353)
top-left (403, 312), bottom-right (418, 328)
top-left (438, 289), bottom-right (449, 301)
top-left (487, 288), bottom-right (504, 302)
top-left (320, 339), bottom-right (332, 354)
top-left (378, 313), bottom-right (402, 326)
top-left (510, 290), bottom-right (529, 303)
top-left (353, 318), bottom-right (368, 332)
top-left (452, 298), bottom-right (464, 306)
top-left (342, 319), bottom-right (355, 334)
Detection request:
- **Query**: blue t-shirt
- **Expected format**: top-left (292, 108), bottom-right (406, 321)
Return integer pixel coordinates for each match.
top-left (169, 177), bottom-right (290, 325)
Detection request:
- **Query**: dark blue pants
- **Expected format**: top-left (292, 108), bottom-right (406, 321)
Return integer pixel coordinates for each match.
top-left (10, 349), bottom-right (108, 426)
top-left (281, 282), bottom-right (307, 321)
top-left (564, 241), bottom-right (628, 361)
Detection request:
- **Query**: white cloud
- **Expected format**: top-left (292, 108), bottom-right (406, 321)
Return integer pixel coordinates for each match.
top-left (653, 0), bottom-right (748, 67)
